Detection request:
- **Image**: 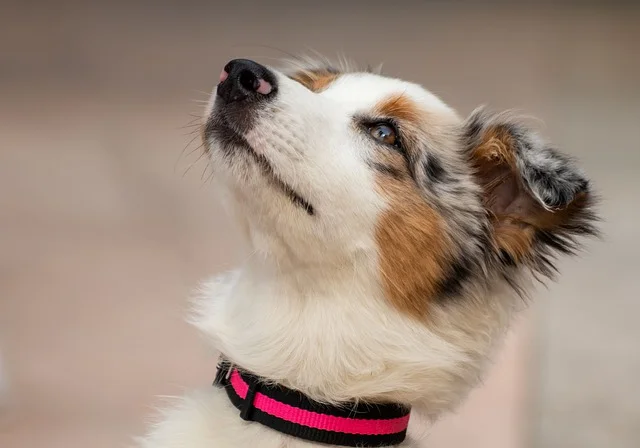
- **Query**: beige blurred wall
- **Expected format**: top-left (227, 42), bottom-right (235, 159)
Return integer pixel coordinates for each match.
top-left (0, 2), bottom-right (638, 447)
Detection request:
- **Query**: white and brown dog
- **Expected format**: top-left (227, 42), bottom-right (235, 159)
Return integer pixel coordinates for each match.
top-left (137, 57), bottom-right (598, 447)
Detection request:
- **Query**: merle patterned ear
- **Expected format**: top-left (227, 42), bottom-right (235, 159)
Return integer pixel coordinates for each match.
top-left (464, 108), bottom-right (598, 275)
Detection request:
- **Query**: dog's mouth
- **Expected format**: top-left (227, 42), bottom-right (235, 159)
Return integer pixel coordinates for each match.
top-left (204, 117), bottom-right (315, 216)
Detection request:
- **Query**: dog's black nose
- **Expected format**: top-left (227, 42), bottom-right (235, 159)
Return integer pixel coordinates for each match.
top-left (217, 59), bottom-right (277, 103)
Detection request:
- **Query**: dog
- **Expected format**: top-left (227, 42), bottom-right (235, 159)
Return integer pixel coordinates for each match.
top-left (137, 56), bottom-right (598, 447)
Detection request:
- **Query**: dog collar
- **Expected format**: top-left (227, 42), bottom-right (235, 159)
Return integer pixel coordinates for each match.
top-left (213, 358), bottom-right (411, 447)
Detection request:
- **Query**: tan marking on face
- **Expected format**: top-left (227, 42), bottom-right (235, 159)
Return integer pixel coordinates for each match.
top-left (370, 93), bottom-right (457, 317)
top-left (290, 69), bottom-right (339, 92)
top-left (374, 170), bottom-right (453, 319)
top-left (373, 93), bottom-right (425, 124)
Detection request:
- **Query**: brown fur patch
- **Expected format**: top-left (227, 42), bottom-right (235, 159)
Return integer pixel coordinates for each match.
top-left (374, 170), bottom-right (453, 319)
top-left (371, 93), bottom-right (458, 317)
top-left (373, 94), bottom-right (424, 124)
top-left (290, 69), bottom-right (339, 92)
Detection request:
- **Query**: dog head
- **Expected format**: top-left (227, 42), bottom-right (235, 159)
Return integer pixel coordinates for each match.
top-left (203, 57), bottom-right (596, 312)
top-left (200, 57), bottom-right (598, 416)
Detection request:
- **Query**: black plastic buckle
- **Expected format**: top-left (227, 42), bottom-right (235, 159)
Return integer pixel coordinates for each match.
top-left (213, 359), bottom-right (231, 387)
top-left (239, 375), bottom-right (260, 421)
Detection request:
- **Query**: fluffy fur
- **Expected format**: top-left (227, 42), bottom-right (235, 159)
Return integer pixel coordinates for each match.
top-left (137, 56), bottom-right (598, 447)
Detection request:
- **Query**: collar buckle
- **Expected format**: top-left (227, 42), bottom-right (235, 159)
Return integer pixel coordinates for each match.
top-left (213, 357), bottom-right (232, 387)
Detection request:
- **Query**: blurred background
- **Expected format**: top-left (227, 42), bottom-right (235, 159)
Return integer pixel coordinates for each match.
top-left (0, 1), bottom-right (638, 447)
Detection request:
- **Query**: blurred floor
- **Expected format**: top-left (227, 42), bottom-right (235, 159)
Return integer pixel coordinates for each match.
top-left (0, 2), bottom-right (638, 447)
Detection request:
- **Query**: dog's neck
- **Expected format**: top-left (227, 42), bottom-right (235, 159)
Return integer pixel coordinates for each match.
top-left (191, 203), bottom-right (519, 433)
top-left (193, 250), bottom-right (512, 418)
top-left (198, 252), bottom-right (417, 447)
top-left (244, 250), bottom-right (380, 299)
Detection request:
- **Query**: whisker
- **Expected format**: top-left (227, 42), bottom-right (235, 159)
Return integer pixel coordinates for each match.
top-left (182, 129), bottom-right (202, 138)
top-left (182, 148), bottom-right (209, 178)
top-left (386, 88), bottom-right (409, 112)
top-left (178, 122), bottom-right (203, 131)
top-left (200, 161), bottom-right (211, 181)
top-left (203, 164), bottom-right (216, 185)
top-left (192, 89), bottom-right (213, 97)
top-left (186, 142), bottom-right (206, 157)
top-left (178, 116), bottom-right (202, 126)
top-left (174, 124), bottom-right (206, 174)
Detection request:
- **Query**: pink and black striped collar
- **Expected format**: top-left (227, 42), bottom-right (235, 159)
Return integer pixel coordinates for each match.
top-left (213, 358), bottom-right (411, 447)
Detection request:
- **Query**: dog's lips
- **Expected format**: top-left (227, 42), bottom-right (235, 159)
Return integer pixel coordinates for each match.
top-left (205, 117), bottom-right (315, 216)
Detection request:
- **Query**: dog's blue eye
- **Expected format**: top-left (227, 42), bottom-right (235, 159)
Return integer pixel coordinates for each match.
top-left (369, 123), bottom-right (398, 146)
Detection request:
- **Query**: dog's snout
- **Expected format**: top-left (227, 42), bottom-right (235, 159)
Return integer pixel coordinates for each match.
top-left (217, 59), bottom-right (277, 103)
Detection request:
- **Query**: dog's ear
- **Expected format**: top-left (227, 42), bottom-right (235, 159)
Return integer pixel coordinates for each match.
top-left (463, 108), bottom-right (598, 275)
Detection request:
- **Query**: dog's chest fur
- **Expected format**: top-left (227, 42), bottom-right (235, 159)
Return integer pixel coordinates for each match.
top-left (136, 267), bottom-right (513, 448)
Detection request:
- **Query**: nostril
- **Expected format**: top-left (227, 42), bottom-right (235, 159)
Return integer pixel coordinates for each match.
top-left (239, 70), bottom-right (259, 92)
top-left (255, 78), bottom-right (273, 95)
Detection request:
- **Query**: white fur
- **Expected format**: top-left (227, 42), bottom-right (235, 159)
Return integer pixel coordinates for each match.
top-left (137, 68), bottom-right (524, 447)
